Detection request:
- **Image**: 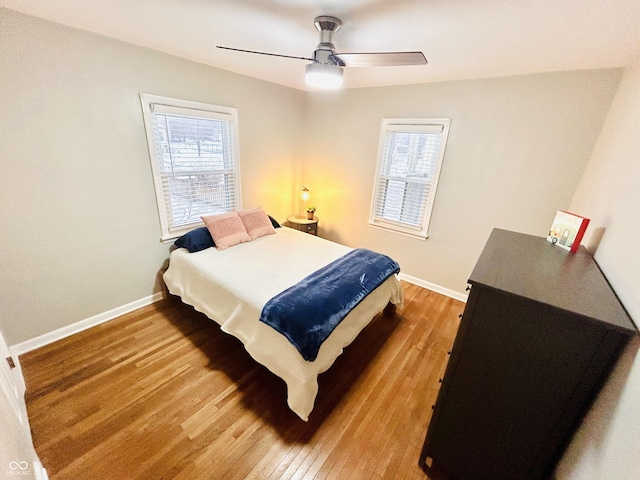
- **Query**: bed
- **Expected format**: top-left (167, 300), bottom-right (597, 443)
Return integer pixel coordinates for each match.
top-left (163, 225), bottom-right (404, 421)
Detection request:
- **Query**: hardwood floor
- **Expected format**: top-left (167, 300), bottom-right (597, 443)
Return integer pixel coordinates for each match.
top-left (20, 281), bottom-right (463, 480)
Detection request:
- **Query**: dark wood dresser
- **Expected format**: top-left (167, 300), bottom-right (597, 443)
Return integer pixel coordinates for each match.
top-left (420, 228), bottom-right (636, 480)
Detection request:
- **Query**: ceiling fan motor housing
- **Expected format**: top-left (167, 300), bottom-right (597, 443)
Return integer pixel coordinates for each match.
top-left (313, 16), bottom-right (342, 65)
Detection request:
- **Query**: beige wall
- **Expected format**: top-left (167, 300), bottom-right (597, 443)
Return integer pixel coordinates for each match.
top-left (2, 6), bottom-right (639, 478)
top-left (0, 9), bottom-right (304, 345)
top-left (301, 71), bottom-right (622, 292)
top-left (0, 7), bottom-right (623, 343)
top-left (556, 55), bottom-right (640, 480)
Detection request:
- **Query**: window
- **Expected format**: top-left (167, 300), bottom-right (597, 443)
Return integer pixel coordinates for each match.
top-left (140, 94), bottom-right (241, 240)
top-left (369, 118), bottom-right (450, 240)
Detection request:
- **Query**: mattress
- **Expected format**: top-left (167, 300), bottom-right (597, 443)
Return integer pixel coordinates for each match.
top-left (163, 226), bottom-right (404, 420)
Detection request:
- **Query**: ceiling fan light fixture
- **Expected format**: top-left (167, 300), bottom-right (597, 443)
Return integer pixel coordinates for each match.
top-left (305, 63), bottom-right (343, 89)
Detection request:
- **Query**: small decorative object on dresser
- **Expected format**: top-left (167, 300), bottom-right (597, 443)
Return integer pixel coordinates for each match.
top-left (547, 210), bottom-right (590, 253)
top-left (287, 214), bottom-right (318, 236)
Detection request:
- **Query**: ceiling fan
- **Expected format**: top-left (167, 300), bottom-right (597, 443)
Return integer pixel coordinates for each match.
top-left (217, 16), bottom-right (427, 89)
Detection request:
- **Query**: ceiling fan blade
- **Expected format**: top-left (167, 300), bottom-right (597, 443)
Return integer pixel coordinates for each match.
top-left (217, 46), bottom-right (313, 62)
top-left (333, 51), bottom-right (427, 67)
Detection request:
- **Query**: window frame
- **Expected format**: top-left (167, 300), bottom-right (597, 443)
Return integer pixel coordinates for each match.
top-left (368, 117), bottom-right (451, 240)
top-left (140, 93), bottom-right (242, 241)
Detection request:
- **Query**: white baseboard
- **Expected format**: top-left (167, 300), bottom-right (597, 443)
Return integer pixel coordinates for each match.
top-left (33, 460), bottom-right (48, 480)
top-left (10, 277), bottom-right (461, 355)
top-left (10, 292), bottom-right (164, 356)
top-left (398, 273), bottom-right (469, 302)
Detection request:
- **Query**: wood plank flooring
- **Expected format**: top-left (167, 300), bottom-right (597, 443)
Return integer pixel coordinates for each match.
top-left (20, 281), bottom-right (463, 479)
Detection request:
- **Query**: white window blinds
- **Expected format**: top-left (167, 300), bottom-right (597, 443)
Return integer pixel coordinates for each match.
top-left (140, 94), bottom-right (241, 240)
top-left (369, 118), bottom-right (450, 239)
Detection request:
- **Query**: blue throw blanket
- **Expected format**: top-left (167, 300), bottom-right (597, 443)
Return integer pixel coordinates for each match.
top-left (260, 248), bottom-right (400, 361)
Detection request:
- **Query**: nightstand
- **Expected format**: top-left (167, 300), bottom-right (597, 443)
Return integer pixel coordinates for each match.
top-left (286, 214), bottom-right (319, 236)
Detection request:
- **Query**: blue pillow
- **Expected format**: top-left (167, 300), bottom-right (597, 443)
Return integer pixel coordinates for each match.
top-left (268, 215), bottom-right (281, 228)
top-left (174, 227), bottom-right (215, 252)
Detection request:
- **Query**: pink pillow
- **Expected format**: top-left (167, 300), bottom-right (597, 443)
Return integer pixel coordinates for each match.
top-left (238, 206), bottom-right (276, 240)
top-left (201, 212), bottom-right (251, 250)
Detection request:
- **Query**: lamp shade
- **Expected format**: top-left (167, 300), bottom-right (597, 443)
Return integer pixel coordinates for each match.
top-left (300, 186), bottom-right (310, 201)
top-left (305, 63), bottom-right (343, 89)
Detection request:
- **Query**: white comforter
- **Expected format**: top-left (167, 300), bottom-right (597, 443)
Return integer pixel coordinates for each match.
top-left (163, 227), bottom-right (404, 420)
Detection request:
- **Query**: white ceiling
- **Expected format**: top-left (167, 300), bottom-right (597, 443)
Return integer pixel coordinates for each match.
top-left (2, 0), bottom-right (640, 91)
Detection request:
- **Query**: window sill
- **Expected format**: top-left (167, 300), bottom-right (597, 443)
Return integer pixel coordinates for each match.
top-left (367, 222), bottom-right (429, 241)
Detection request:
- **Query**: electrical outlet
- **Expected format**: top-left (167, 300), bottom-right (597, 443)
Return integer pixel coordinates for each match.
top-left (6, 356), bottom-right (16, 369)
